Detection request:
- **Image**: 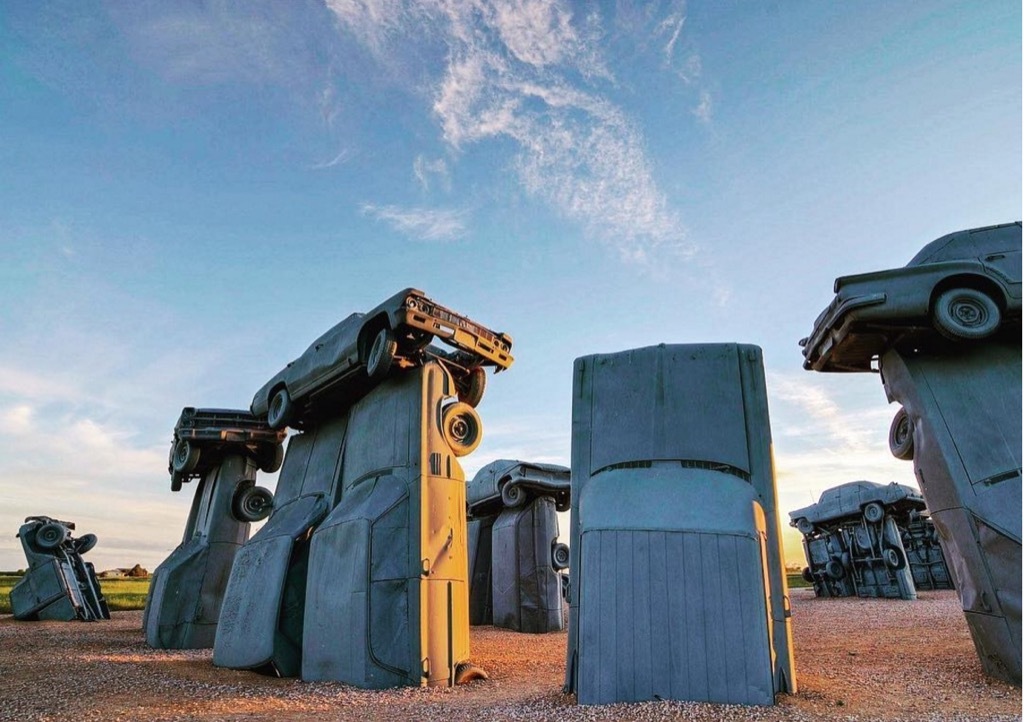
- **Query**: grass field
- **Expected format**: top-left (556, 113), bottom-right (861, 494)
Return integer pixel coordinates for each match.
top-left (786, 572), bottom-right (811, 589)
top-left (1, 572), bottom-right (807, 616)
top-left (0, 574), bottom-right (150, 615)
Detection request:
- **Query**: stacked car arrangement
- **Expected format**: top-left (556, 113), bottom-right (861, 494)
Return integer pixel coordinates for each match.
top-left (8, 221), bottom-right (1020, 698)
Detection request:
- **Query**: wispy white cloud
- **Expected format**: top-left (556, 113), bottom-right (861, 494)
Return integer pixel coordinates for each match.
top-left (413, 155), bottom-right (451, 192)
top-left (327, 0), bottom-right (694, 264)
top-left (309, 148), bottom-right (352, 170)
top-left (693, 88), bottom-right (712, 124)
top-left (361, 203), bottom-right (468, 241)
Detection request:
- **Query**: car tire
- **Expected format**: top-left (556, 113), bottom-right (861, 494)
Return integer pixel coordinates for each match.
top-left (232, 484), bottom-right (275, 523)
top-left (500, 482), bottom-right (526, 508)
top-left (74, 534), bottom-right (98, 555)
top-left (453, 662), bottom-right (489, 684)
top-left (883, 546), bottom-right (906, 570)
top-left (825, 559), bottom-right (845, 580)
top-left (933, 287), bottom-right (1001, 341)
top-left (888, 407), bottom-right (915, 461)
top-left (258, 443), bottom-right (285, 474)
top-left (171, 439), bottom-right (200, 474)
top-left (171, 470), bottom-right (184, 492)
top-left (457, 367), bottom-right (487, 408)
top-left (366, 326), bottom-right (398, 381)
top-left (795, 517), bottom-right (814, 535)
top-left (551, 542), bottom-right (570, 571)
top-left (35, 522), bottom-right (68, 550)
top-left (801, 566), bottom-right (814, 584)
top-left (863, 502), bottom-right (885, 524)
top-left (267, 387), bottom-right (293, 430)
top-left (441, 402), bottom-right (482, 457)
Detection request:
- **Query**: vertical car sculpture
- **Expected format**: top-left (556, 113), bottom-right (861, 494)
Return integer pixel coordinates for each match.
top-left (302, 362), bottom-right (487, 687)
top-left (10, 516), bottom-right (109, 622)
top-left (144, 408), bottom-right (284, 649)
top-left (465, 460), bottom-right (570, 633)
top-left (214, 289), bottom-right (512, 682)
top-left (799, 222), bottom-right (1021, 683)
top-left (565, 344), bottom-right (796, 706)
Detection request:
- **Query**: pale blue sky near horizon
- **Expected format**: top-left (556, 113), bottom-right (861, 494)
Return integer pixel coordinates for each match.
top-left (0, 0), bottom-right (1020, 570)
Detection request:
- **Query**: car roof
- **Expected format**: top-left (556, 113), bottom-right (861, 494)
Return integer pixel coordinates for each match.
top-left (908, 222), bottom-right (1022, 266)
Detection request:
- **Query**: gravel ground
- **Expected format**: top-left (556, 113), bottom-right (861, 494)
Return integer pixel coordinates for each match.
top-left (0, 589), bottom-right (1018, 722)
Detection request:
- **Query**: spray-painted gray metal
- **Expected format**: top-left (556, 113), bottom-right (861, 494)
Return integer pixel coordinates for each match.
top-left (467, 459), bottom-right (571, 516)
top-left (212, 413), bottom-right (349, 676)
top-left (302, 362), bottom-right (484, 687)
top-left (467, 515), bottom-right (496, 625)
top-left (901, 511), bottom-right (954, 591)
top-left (465, 460), bottom-right (570, 633)
top-left (249, 289), bottom-right (513, 430)
top-left (799, 222), bottom-right (1021, 683)
top-left (800, 221), bottom-right (1021, 373)
top-left (10, 517), bottom-right (109, 622)
top-left (565, 344), bottom-right (796, 706)
top-left (490, 497), bottom-right (566, 633)
top-left (797, 517), bottom-right (916, 600)
top-left (789, 481), bottom-right (951, 599)
top-left (881, 343), bottom-right (1021, 683)
top-left (145, 408), bottom-right (285, 649)
top-left (167, 407), bottom-right (287, 492)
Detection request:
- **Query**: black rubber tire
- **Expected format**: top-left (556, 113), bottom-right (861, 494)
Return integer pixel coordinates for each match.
top-left (457, 367), bottom-right (487, 408)
top-left (35, 522), bottom-right (68, 550)
top-left (365, 326), bottom-right (397, 381)
top-left (453, 662), bottom-right (489, 684)
top-left (258, 443), bottom-right (285, 474)
top-left (441, 402), bottom-right (482, 457)
top-left (888, 407), bottom-right (915, 461)
top-left (170, 470), bottom-right (184, 492)
top-left (551, 542), bottom-right (570, 571)
top-left (863, 502), bottom-right (885, 524)
top-left (795, 518), bottom-right (814, 535)
top-left (171, 439), bottom-right (201, 474)
top-left (500, 482), bottom-right (526, 508)
top-left (825, 559), bottom-right (845, 580)
top-left (883, 546), bottom-right (907, 570)
top-left (933, 287), bottom-right (1001, 341)
top-left (74, 534), bottom-right (98, 555)
top-left (801, 567), bottom-right (814, 584)
top-left (267, 387), bottom-right (293, 430)
top-left (232, 484), bottom-right (275, 523)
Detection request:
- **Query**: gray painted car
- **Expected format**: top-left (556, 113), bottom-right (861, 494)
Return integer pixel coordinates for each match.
top-left (800, 222), bottom-right (1021, 372)
top-left (788, 480), bottom-right (925, 535)
top-left (10, 516), bottom-right (110, 622)
top-left (168, 407), bottom-right (286, 493)
top-left (250, 288), bottom-right (513, 429)
top-left (466, 459), bottom-right (571, 516)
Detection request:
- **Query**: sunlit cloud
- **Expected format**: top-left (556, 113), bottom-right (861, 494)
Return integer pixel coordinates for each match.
top-left (0, 404), bottom-right (34, 435)
top-left (361, 203), bottom-right (468, 241)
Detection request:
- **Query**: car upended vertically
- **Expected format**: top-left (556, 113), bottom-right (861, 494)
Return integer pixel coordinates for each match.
top-left (565, 344), bottom-right (795, 706)
top-left (799, 222), bottom-right (1021, 683)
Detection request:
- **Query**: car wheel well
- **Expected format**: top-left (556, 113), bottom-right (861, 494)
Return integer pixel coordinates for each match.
top-left (358, 313), bottom-right (392, 361)
top-left (930, 274), bottom-right (1006, 313)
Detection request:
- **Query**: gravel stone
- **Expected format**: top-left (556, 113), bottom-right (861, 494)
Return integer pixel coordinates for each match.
top-left (0, 590), bottom-right (1018, 721)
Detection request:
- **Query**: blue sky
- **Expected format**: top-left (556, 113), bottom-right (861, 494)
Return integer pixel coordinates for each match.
top-left (0, 0), bottom-right (1020, 571)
